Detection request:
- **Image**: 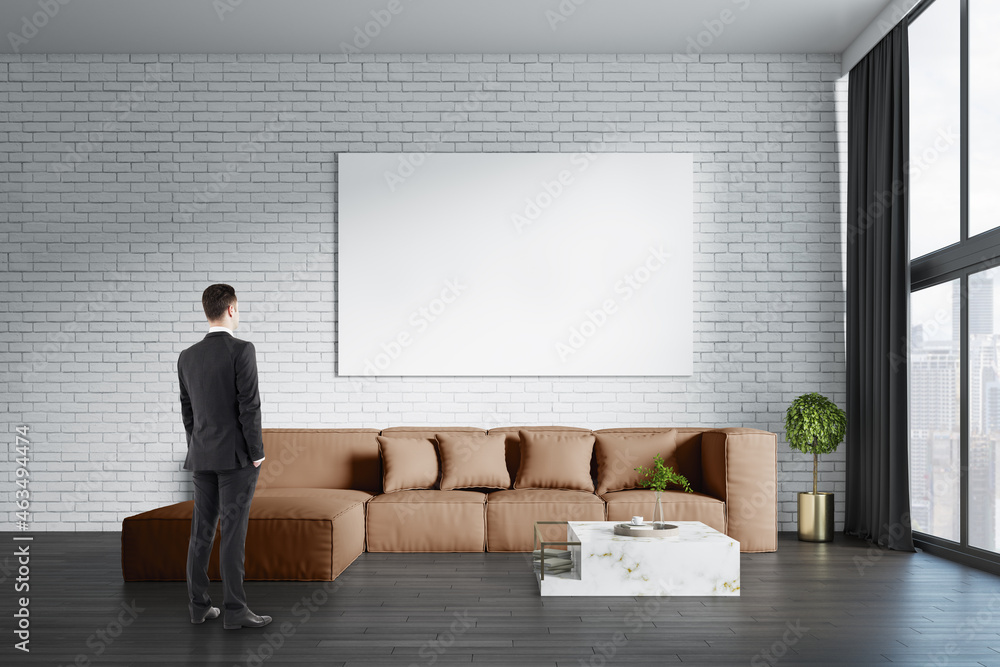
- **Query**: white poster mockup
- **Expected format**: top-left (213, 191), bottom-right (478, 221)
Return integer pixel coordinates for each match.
top-left (337, 152), bottom-right (693, 376)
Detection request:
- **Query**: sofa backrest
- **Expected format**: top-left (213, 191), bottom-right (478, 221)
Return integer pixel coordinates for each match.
top-left (380, 427), bottom-right (487, 438)
top-left (257, 429), bottom-right (382, 493)
top-left (257, 426), bottom-right (714, 494)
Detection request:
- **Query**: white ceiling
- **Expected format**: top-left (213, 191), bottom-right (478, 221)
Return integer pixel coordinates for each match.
top-left (0, 0), bottom-right (893, 55)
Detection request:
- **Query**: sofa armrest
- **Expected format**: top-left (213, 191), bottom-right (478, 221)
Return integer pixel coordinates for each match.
top-left (701, 428), bottom-right (777, 553)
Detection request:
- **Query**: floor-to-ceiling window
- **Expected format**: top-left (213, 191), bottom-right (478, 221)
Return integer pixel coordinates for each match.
top-left (909, 0), bottom-right (1000, 569)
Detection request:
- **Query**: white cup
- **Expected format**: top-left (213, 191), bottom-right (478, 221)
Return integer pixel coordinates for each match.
top-left (630, 516), bottom-right (644, 525)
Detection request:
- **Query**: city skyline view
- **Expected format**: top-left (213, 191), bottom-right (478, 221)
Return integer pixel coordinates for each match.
top-left (910, 271), bottom-right (999, 552)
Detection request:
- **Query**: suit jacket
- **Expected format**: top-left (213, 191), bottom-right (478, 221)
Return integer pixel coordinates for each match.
top-left (178, 331), bottom-right (264, 471)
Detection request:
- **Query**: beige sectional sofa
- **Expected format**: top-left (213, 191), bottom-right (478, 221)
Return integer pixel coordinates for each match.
top-left (121, 425), bottom-right (777, 581)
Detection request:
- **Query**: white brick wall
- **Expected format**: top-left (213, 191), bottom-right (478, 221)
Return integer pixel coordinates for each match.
top-left (0, 53), bottom-right (848, 532)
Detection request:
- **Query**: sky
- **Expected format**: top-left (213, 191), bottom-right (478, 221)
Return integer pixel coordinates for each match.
top-left (908, 0), bottom-right (1000, 260)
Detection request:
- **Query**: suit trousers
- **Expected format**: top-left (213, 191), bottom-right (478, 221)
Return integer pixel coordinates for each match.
top-left (186, 463), bottom-right (260, 620)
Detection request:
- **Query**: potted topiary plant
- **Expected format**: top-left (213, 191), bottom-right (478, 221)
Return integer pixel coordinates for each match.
top-left (635, 454), bottom-right (693, 526)
top-left (785, 392), bottom-right (847, 542)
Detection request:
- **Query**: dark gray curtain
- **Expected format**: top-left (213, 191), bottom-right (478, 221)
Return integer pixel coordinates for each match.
top-left (845, 22), bottom-right (915, 551)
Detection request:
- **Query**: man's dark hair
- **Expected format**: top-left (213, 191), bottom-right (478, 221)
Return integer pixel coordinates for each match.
top-left (202, 284), bottom-right (237, 321)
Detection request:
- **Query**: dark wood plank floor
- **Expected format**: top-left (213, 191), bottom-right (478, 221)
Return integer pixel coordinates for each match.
top-left (1, 532), bottom-right (1000, 666)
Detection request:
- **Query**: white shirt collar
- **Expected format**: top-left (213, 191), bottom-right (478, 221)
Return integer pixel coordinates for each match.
top-left (208, 326), bottom-right (234, 336)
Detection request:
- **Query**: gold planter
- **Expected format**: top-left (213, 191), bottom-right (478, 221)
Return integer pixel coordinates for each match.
top-left (797, 492), bottom-right (834, 542)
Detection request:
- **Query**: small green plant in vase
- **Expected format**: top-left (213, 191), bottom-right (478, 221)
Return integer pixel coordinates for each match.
top-left (635, 454), bottom-right (693, 525)
top-left (785, 392), bottom-right (847, 542)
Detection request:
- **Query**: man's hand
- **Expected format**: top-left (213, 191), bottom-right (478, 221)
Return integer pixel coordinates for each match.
top-left (254, 460), bottom-right (262, 468)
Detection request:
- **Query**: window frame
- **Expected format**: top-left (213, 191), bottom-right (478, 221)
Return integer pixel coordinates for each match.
top-left (909, 0), bottom-right (1000, 574)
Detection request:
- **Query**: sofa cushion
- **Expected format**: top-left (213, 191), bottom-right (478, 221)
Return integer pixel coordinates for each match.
top-left (365, 490), bottom-right (487, 552)
top-left (595, 429), bottom-right (681, 495)
top-left (377, 435), bottom-right (440, 493)
top-left (513, 430), bottom-right (596, 492)
top-left (121, 488), bottom-right (371, 581)
top-left (485, 489), bottom-right (606, 552)
top-left (487, 426), bottom-right (594, 489)
top-left (602, 489), bottom-right (726, 535)
top-left (246, 488), bottom-right (373, 577)
top-left (257, 429), bottom-right (381, 493)
top-left (594, 427), bottom-right (705, 493)
top-left (436, 432), bottom-right (511, 490)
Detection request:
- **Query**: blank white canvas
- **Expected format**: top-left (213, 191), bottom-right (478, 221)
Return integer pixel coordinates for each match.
top-left (337, 152), bottom-right (693, 376)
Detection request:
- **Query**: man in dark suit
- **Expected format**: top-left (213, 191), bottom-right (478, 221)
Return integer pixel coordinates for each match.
top-left (179, 284), bottom-right (272, 630)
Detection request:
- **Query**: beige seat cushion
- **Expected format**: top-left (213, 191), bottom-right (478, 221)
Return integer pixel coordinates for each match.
top-left (602, 489), bottom-right (726, 536)
top-left (366, 490), bottom-right (487, 552)
top-left (485, 489), bottom-right (606, 552)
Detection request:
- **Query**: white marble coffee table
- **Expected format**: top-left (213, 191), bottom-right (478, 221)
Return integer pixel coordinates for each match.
top-left (534, 521), bottom-right (740, 597)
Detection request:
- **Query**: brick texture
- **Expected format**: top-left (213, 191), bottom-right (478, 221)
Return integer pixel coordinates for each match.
top-left (0, 53), bottom-right (847, 531)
